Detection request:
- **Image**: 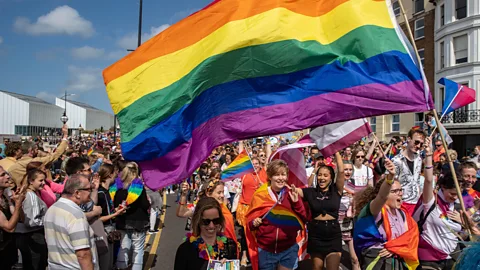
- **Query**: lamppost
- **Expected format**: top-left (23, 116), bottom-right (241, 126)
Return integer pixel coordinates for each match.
top-left (79, 124), bottom-right (84, 138)
top-left (59, 91), bottom-right (75, 124)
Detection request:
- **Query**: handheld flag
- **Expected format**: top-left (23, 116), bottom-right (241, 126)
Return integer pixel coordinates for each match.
top-left (309, 119), bottom-right (373, 157)
top-left (103, 0), bottom-right (433, 189)
top-left (221, 150), bottom-right (254, 182)
top-left (431, 118), bottom-right (453, 145)
top-left (438, 77), bottom-right (476, 116)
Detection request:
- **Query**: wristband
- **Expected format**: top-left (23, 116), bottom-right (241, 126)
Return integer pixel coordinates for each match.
top-left (178, 201), bottom-right (186, 206)
top-left (425, 154), bottom-right (433, 157)
top-left (424, 165), bottom-right (434, 169)
top-left (469, 207), bottom-right (476, 214)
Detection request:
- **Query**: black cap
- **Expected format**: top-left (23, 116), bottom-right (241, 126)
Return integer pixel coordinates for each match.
top-left (314, 152), bottom-right (324, 159)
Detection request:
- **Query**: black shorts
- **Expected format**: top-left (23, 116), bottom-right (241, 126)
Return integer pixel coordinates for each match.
top-left (307, 219), bottom-right (342, 257)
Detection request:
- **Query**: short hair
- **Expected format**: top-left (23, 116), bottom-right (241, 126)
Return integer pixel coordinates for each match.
top-left (63, 174), bottom-right (89, 195)
top-left (407, 128), bottom-right (427, 139)
top-left (266, 159), bottom-right (289, 180)
top-left (459, 161), bottom-right (478, 173)
top-left (447, 149), bottom-right (458, 161)
top-left (191, 197), bottom-right (224, 237)
top-left (5, 142), bottom-right (21, 157)
top-left (65, 157), bottom-right (89, 176)
top-left (21, 141), bottom-right (35, 154)
top-left (437, 170), bottom-right (458, 189)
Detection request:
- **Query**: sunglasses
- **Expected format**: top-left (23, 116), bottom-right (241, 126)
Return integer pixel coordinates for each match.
top-left (390, 188), bottom-right (403, 195)
top-left (259, 154), bottom-right (265, 157)
top-left (201, 218), bottom-right (222, 226)
top-left (435, 144), bottom-right (442, 147)
top-left (356, 155), bottom-right (365, 159)
top-left (413, 140), bottom-right (424, 147)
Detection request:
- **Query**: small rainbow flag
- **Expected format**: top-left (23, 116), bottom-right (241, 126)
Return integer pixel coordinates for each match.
top-left (389, 146), bottom-right (398, 158)
top-left (87, 146), bottom-right (94, 156)
top-left (264, 203), bottom-right (304, 230)
top-left (221, 150), bottom-right (254, 182)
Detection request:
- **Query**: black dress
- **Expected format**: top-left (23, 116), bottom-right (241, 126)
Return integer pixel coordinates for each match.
top-left (174, 237), bottom-right (238, 270)
top-left (113, 187), bottom-right (150, 231)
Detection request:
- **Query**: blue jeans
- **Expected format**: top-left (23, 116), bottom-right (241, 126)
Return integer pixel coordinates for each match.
top-left (116, 230), bottom-right (146, 270)
top-left (258, 244), bottom-right (299, 270)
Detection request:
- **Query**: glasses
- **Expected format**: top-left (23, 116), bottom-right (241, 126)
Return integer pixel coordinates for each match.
top-left (0, 172), bottom-right (9, 177)
top-left (435, 144), bottom-right (442, 147)
top-left (200, 218), bottom-right (222, 226)
top-left (356, 155), bottom-right (365, 159)
top-left (259, 154), bottom-right (265, 157)
top-left (413, 140), bottom-right (424, 147)
top-left (390, 188), bottom-right (403, 195)
top-left (77, 187), bottom-right (92, 192)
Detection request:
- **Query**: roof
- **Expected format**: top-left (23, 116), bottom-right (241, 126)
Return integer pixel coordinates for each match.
top-left (60, 98), bottom-right (102, 111)
top-left (0, 89), bottom-right (52, 105)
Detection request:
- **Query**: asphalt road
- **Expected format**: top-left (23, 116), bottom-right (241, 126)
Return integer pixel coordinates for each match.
top-left (144, 194), bottom-right (353, 270)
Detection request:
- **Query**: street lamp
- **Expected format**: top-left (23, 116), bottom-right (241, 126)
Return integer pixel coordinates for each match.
top-left (59, 91), bottom-right (75, 124)
top-left (79, 124), bottom-right (84, 137)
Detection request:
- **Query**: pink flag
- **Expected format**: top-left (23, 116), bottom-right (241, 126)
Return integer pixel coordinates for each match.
top-left (310, 119), bottom-right (372, 157)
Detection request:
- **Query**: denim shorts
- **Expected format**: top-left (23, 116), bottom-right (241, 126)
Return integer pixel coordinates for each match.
top-left (258, 244), bottom-right (299, 270)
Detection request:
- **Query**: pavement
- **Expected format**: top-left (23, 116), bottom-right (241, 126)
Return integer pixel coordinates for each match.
top-left (143, 193), bottom-right (354, 270)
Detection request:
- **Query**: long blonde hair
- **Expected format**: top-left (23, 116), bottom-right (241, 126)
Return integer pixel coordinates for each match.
top-left (121, 162), bottom-right (139, 188)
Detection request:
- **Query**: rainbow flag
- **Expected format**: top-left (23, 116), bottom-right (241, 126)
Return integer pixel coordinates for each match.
top-left (87, 146), bottom-right (94, 156)
top-left (103, 0), bottom-right (433, 189)
top-left (221, 150), bottom-right (254, 182)
top-left (389, 146), bottom-right (398, 159)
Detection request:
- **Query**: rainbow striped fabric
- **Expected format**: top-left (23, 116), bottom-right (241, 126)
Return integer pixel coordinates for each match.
top-left (264, 203), bottom-right (304, 230)
top-left (103, 0), bottom-right (433, 189)
top-left (109, 178), bottom-right (144, 206)
top-left (221, 150), bottom-right (254, 182)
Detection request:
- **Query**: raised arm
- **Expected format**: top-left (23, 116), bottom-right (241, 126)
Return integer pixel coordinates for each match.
top-left (365, 138), bottom-right (376, 162)
top-left (370, 159), bottom-right (396, 216)
top-left (423, 136), bottom-right (434, 204)
top-left (335, 152), bottom-right (345, 193)
top-left (176, 182), bottom-right (193, 218)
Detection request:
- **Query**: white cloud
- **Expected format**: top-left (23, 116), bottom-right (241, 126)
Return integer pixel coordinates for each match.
top-left (0, 36), bottom-right (3, 44)
top-left (117, 24), bottom-right (170, 49)
top-left (14, 5), bottom-right (94, 37)
top-left (65, 66), bottom-right (103, 93)
top-left (71, 46), bottom-right (104, 59)
top-left (35, 91), bottom-right (57, 104)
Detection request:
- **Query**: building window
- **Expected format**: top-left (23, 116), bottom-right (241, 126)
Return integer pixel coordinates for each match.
top-left (439, 87), bottom-right (445, 110)
top-left (440, 41), bottom-right (445, 69)
top-left (418, 48), bottom-right (425, 66)
top-left (414, 0), bottom-right (424, 14)
top-left (440, 4), bottom-right (445, 26)
top-left (454, 35), bottom-right (468, 64)
top-left (393, 1), bottom-right (401, 16)
top-left (456, 0), bottom-right (467, 20)
top-left (414, 18), bottom-right (425, 39)
top-left (370, 117), bottom-right (376, 133)
top-left (414, 113), bottom-right (424, 127)
top-left (392, 114), bottom-right (400, 132)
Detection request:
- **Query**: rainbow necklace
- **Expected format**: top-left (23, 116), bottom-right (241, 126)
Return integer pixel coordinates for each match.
top-left (184, 233), bottom-right (227, 260)
top-left (109, 177), bottom-right (143, 206)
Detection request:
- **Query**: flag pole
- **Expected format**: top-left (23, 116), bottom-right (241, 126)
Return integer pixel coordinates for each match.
top-left (398, 0), bottom-right (470, 234)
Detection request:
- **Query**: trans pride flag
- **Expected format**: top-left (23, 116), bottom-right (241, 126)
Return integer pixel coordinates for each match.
top-left (103, 0), bottom-right (433, 189)
top-left (221, 150), bottom-right (254, 182)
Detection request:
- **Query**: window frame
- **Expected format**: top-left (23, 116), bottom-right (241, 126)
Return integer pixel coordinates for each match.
top-left (453, 34), bottom-right (468, 64)
top-left (391, 114), bottom-right (400, 133)
top-left (418, 48), bottom-right (425, 67)
top-left (413, 0), bottom-right (425, 14)
top-left (440, 4), bottom-right (445, 26)
top-left (393, 1), bottom-right (401, 17)
top-left (440, 41), bottom-right (445, 69)
top-left (455, 0), bottom-right (467, 20)
top-left (370, 117), bottom-right (377, 133)
top-left (414, 18), bottom-right (425, 40)
top-left (414, 113), bottom-right (424, 127)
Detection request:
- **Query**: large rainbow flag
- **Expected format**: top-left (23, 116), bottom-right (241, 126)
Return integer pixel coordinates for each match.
top-left (103, 0), bottom-right (433, 189)
top-left (221, 150), bottom-right (254, 182)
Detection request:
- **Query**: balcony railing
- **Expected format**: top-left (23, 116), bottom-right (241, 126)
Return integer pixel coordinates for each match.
top-left (441, 109), bottom-right (480, 124)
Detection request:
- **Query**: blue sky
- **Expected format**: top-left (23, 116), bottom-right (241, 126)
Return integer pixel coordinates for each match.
top-left (0, 0), bottom-right (211, 113)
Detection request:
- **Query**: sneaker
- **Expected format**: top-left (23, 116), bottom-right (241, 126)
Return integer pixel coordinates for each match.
top-left (148, 229), bottom-right (159, 234)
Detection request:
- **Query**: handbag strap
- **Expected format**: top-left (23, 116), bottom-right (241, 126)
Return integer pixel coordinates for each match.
top-left (98, 190), bottom-right (113, 225)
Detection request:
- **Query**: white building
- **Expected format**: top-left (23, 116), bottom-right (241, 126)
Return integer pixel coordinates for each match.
top-left (434, 0), bottom-right (480, 154)
top-left (55, 98), bottom-right (114, 131)
top-left (0, 90), bottom-right (114, 137)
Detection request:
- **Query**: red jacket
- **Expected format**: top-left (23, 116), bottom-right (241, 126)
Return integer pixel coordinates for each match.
top-left (249, 191), bottom-right (308, 253)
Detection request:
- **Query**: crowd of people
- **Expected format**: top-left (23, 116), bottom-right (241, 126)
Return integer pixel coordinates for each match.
top-left (173, 128), bottom-right (480, 270)
top-left (1, 122), bottom-right (480, 270)
top-left (0, 125), bottom-right (163, 270)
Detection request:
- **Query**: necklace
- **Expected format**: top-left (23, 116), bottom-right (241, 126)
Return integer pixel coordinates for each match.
top-left (184, 233), bottom-right (228, 260)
